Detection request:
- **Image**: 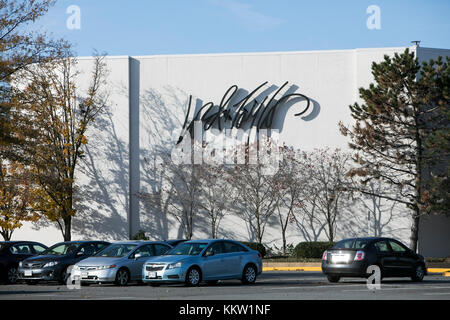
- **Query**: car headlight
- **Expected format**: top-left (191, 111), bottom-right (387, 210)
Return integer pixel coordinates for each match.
top-left (97, 265), bottom-right (116, 270)
top-left (167, 262), bottom-right (182, 269)
top-left (19, 262), bottom-right (23, 267)
top-left (43, 261), bottom-right (60, 268)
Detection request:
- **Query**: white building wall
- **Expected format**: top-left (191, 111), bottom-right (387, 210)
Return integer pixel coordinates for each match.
top-left (136, 47), bottom-right (416, 247)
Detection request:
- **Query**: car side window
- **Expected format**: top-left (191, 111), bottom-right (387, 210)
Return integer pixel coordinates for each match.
top-left (153, 244), bottom-right (170, 256)
top-left (95, 243), bottom-right (109, 253)
top-left (134, 245), bottom-right (154, 258)
top-left (205, 242), bottom-right (224, 255)
top-left (223, 242), bottom-right (246, 253)
top-left (32, 244), bottom-right (47, 254)
top-left (79, 243), bottom-right (96, 256)
top-left (389, 241), bottom-right (407, 253)
top-left (374, 241), bottom-right (390, 253)
top-left (10, 244), bottom-right (32, 255)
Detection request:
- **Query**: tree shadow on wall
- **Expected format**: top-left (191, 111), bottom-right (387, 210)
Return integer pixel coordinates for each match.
top-left (139, 86), bottom-right (200, 240)
top-left (72, 106), bottom-right (130, 241)
top-left (338, 181), bottom-right (411, 240)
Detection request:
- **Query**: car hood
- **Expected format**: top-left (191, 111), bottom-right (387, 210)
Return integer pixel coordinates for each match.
top-left (76, 256), bottom-right (123, 266)
top-left (144, 255), bottom-right (195, 264)
top-left (23, 255), bottom-right (67, 263)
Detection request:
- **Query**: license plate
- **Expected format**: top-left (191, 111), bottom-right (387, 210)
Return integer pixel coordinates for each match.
top-left (147, 272), bottom-right (157, 279)
top-left (332, 254), bottom-right (349, 263)
top-left (24, 270), bottom-right (33, 277)
top-left (81, 272), bottom-right (89, 277)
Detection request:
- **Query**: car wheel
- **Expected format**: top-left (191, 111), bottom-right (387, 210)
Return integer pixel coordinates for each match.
top-left (6, 266), bottom-right (19, 284)
top-left (241, 264), bottom-right (257, 285)
top-left (114, 268), bottom-right (130, 286)
top-left (58, 267), bottom-right (70, 285)
top-left (185, 267), bottom-right (201, 287)
top-left (327, 275), bottom-right (340, 283)
top-left (411, 264), bottom-right (425, 282)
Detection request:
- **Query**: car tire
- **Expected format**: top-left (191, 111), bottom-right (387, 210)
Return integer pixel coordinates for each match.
top-left (6, 266), bottom-right (19, 284)
top-left (327, 275), bottom-right (340, 283)
top-left (241, 264), bottom-right (257, 285)
top-left (114, 268), bottom-right (130, 286)
top-left (411, 264), bottom-right (425, 282)
top-left (185, 267), bottom-right (201, 287)
top-left (58, 267), bottom-right (70, 285)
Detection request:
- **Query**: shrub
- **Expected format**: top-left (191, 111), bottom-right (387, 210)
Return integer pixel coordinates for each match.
top-left (240, 241), bottom-right (267, 258)
top-left (132, 230), bottom-right (149, 240)
top-left (292, 241), bottom-right (335, 259)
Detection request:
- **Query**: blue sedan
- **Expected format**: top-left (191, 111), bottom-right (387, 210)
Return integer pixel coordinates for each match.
top-left (142, 239), bottom-right (263, 286)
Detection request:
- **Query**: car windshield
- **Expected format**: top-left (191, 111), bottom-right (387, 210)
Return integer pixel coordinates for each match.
top-left (94, 244), bottom-right (138, 258)
top-left (40, 243), bottom-right (81, 256)
top-left (333, 239), bottom-right (369, 249)
top-left (165, 242), bottom-right (207, 256)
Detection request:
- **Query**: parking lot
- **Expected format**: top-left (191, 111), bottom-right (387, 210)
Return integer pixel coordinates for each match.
top-left (1, 271), bottom-right (449, 300)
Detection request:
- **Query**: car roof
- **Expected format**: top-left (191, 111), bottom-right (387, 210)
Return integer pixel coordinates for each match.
top-left (183, 239), bottom-right (239, 244)
top-left (336, 237), bottom-right (397, 242)
top-left (50, 240), bottom-right (110, 245)
top-left (109, 240), bottom-right (168, 245)
top-left (0, 241), bottom-right (46, 245)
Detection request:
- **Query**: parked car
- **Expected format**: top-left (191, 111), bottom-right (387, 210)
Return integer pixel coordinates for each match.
top-left (0, 241), bottom-right (48, 284)
top-left (72, 241), bottom-right (173, 286)
top-left (321, 237), bottom-right (427, 283)
top-left (18, 240), bottom-right (110, 284)
top-left (142, 239), bottom-right (263, 286)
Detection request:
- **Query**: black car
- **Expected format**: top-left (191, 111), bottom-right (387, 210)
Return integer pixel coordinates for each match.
top-left (18, 240), bottom-right (110, 284)
top-left (0, 241), bottom-right (48, 284)
top-left (321, 237), bottom-right (427, 283)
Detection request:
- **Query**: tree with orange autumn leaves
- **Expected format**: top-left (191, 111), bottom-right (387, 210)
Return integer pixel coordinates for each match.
top-left (10, 51), bottom-right (108, 241)
top-left (0, 0), bottom-right (77, 239)
top-left (1, 0), bottom-right (68, 156)
top-left (0, 161), bottom-right (39, 240)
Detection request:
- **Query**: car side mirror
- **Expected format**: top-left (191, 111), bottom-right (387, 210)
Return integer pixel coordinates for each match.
top-left (134, 253), bottom-right (142, 260)
top-left (204, 251), bottom-right (214, 257)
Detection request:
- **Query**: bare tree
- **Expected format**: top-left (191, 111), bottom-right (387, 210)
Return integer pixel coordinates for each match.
top-left (229, 141), bottom-right (278, 244)
top-left (158, 152), bottom-right (202, 240)
top-left (197, 164), bottom-right (234, 239)
top-left (273, 146), bottom-right (309, 255)
top-left (299, 148), bottom-right (353, 242)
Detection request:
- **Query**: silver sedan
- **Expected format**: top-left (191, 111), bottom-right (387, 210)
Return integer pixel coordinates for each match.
top-left (72, 241), bottom-right (172, 286)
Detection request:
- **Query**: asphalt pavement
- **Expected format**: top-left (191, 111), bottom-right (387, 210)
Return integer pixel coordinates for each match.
top-left (0, 271), bottom-right (449, 300)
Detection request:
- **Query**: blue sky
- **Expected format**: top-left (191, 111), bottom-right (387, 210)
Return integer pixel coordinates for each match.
top-left (36, 0), bottom-right (450, 56)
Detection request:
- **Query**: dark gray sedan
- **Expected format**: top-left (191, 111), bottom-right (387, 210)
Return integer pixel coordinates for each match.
top-left (321, 237), bottom-right (427, 283)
